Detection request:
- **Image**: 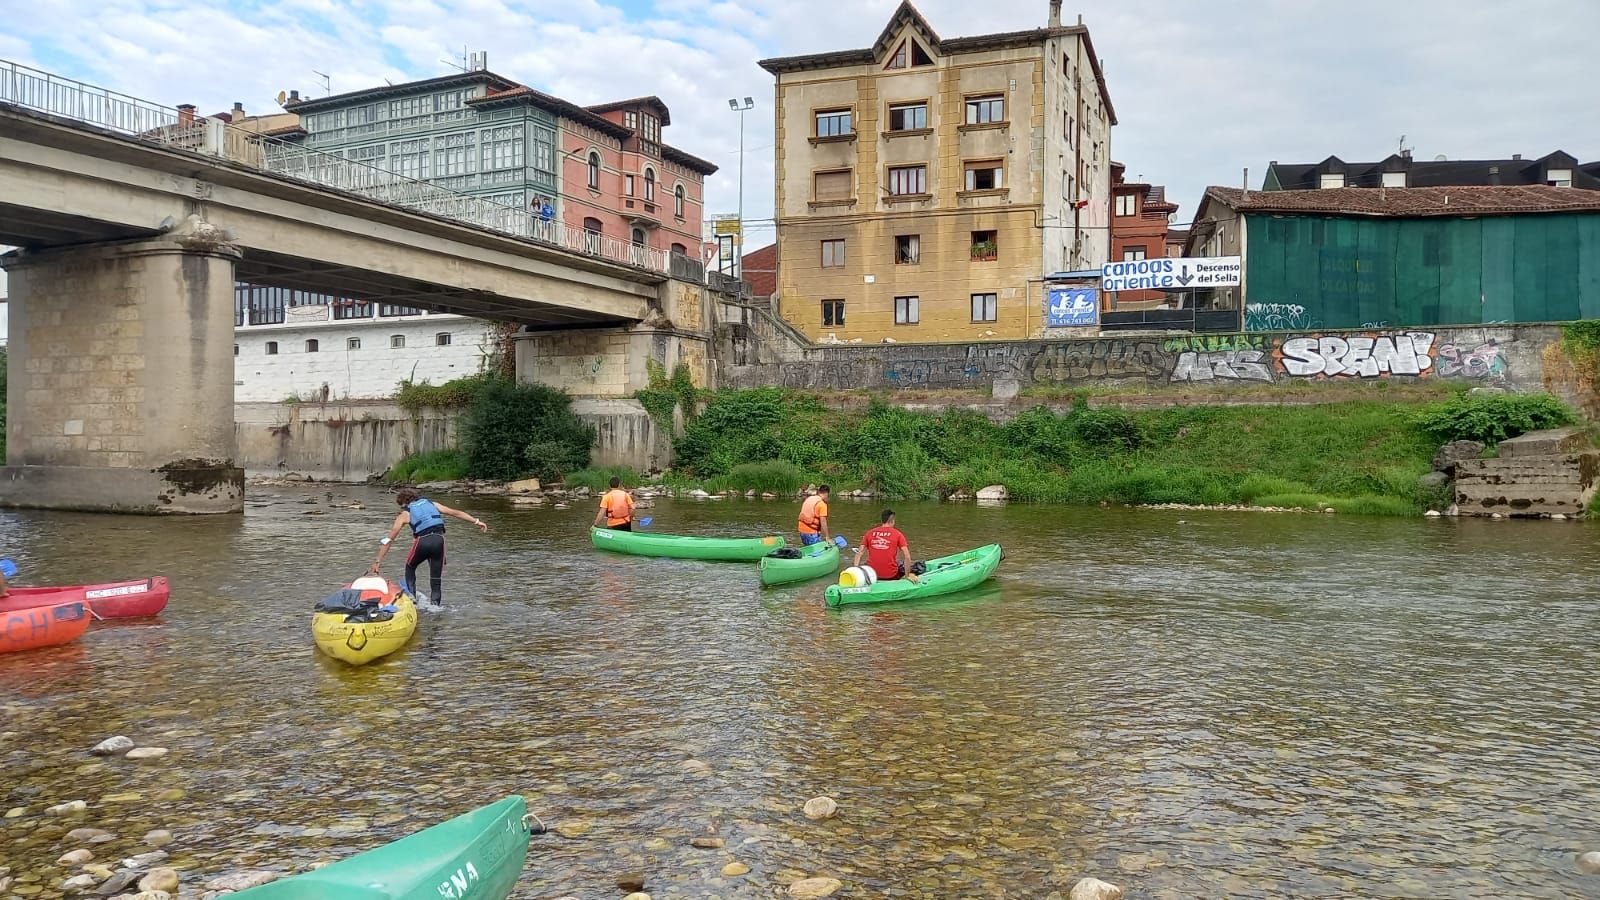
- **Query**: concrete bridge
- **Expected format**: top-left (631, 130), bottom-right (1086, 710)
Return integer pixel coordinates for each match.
top-left (0, 65), bottom-right (711, 513)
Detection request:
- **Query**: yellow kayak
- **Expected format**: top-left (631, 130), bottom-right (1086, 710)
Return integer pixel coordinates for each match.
top-left (312, 577), bottom-right (418, 665)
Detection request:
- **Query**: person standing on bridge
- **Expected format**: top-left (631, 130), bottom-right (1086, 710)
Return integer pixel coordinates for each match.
top-left (368, 488), bottom-right (487, 608)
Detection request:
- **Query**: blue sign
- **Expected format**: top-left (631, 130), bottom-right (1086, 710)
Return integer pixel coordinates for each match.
top-left (1046, 287), bottom-right (1099, 327)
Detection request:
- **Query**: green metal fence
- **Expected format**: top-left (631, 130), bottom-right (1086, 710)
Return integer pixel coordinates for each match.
top-left (1244, 213), bottom-right (1600, 330)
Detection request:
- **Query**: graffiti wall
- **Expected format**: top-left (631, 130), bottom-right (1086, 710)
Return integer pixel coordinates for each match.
top-left (723, 324), bottom-right (1558, 395)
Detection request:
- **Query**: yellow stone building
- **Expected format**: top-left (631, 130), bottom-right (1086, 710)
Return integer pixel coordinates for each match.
top-left (759, 1), bottom-right (1115, 343)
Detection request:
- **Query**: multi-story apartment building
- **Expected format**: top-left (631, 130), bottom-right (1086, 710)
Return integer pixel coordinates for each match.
top-left (1264, 150), bottom-right (1600, 191)
top-left (228, 62), bottom-right (715, 402)
top-left (1108, 161), bottom-right (1179, 307)
top-left (759, 0), bottom-right (1114, 342)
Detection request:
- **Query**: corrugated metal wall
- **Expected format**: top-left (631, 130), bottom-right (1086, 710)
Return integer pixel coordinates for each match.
top-left (1244, 213), bottom-right (1600, 330)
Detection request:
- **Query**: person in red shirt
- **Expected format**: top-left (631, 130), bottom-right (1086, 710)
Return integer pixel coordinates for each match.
top-left (854, 509), bottom-right (912, 581)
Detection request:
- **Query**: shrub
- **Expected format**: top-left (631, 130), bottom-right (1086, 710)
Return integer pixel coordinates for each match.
top-left (861, 443), bottom-right (940, 500)
top-left (674, 388), bottom-right (791, 476)
top-left (1004, 406), bottom-right (1074, 461)
top-left (396, 374), bottom-right (491, 411)
top-left (459, 378), bottom-right (594, 481)
top-left (706, 460), bottom-right (807, 495)
top-left (1067, 407), bottom-right (1142, 453)
top-left (564, 466), bottom-right (642, 491)
top-left (387, 449), bottom-right (469, 484)
top-left (1415, 392), bottom-right (1577, 445)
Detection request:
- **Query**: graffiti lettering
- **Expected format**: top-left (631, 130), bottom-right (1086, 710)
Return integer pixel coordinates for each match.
top-left (1437, 340), bottom-right (1507, 380)
top-left (1244, 303), bottom-right (1314, 332)
top-left (1170, 350), bottom-right (1274, 383)
top-left (1162, 334), bottom-right (1266, 353)
top-left (1279, 332), bottom-right (1436, 378)
top-left (1030, 340), bottom-right (1169, 383)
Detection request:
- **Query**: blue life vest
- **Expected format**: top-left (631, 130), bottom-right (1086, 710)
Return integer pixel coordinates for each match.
top-left (407, 498), bottom-right (445, 535)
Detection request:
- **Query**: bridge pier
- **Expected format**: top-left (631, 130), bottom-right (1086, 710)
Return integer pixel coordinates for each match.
top-left (1, 231), bottom-right (244, 514)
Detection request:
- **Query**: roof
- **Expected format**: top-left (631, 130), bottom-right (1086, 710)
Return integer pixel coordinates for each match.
top-left (1202, 185), bottom-right (1600, 218)
top-left (1165, 228), bottom-right (1190, 243)
top-left (586, 96), bottom-right (672, 127)
top-left (284, 71), bottom-right (518, 114)
top-left (468, 86), bottom-right (631, 138)
top-left (741, 243), bottom-right (778, 298)
top-left (1265, 152), bottom-right (1599, 190)
top-left (662, 144), bottom-right (718, 176)
top-left (757, 0), bottom-right (1115, 123)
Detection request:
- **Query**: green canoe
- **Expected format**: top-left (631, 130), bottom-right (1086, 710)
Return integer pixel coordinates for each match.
top-left (760, 541), bottom-right (841, 586)
top-left (591, 527), bottom-right (784, 561)
top-left (233, 796), bottom-right (533, 899)
top-left (824, 544), bottom-right (1003, 608)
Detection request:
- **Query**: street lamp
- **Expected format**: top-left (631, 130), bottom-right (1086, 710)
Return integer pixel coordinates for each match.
top-left (728, 96), bottom-right (754, 277)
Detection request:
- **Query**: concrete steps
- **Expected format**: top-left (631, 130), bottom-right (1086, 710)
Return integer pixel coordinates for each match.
top-left (1454, 427), bottom-right (1598, 517)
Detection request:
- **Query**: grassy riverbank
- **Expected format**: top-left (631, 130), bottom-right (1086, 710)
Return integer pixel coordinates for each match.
top-left (566, 388), bottom-right (1579, 517)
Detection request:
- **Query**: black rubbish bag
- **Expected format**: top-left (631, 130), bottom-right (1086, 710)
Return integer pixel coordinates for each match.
top-left (314, 589), bottom-right (369, 615)
top-left (909, 561), bottom-right (928, 576)
top-left (767, 548), bottom-right (803, 559)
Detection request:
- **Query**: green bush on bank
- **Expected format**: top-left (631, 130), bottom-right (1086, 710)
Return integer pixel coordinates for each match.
top-left (1414, 392), bottom-right (1577, 445)
top-left (390, 377), bottom-right (593, 484)
top-left (396, 374), bottom-right (493, 411)
top-left (386, 448), bottom-right (469, 484)
top-left (563, 466), bottom-right (642, 491)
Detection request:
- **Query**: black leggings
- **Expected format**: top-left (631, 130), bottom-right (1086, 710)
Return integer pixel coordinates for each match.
top-left (405, 531), bottom-right (446, 604)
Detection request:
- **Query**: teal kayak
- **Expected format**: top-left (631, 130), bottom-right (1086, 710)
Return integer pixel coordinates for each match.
top-left (591, 527), bottom-right (784, 561)
top-left (824, 544), bottom-right (1003, 608)
top-left (233, 796), bottom-right (534, 899)
top-left (760, 541), bottom-right (841, 586)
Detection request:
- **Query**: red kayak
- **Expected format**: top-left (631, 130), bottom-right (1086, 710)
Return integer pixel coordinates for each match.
top-left (1, 600), bottom-right (91, 654)
top-left (0, 577), bottom-right (169, 619)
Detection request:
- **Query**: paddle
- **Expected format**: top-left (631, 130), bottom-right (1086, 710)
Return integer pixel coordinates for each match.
top-left (0, 559), bottom-right (17, 579)
top-left (637, 517), bottom-right (653, 529)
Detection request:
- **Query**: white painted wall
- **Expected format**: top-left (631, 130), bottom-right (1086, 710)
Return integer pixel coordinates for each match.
top-left (234, 315), bottom-right (495, 402)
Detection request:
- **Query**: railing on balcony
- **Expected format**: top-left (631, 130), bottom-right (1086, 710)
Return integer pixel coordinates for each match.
top-left (0, 58), bottom-right (675, 276)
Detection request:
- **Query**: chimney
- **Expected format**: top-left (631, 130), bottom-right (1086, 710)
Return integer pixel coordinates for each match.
top-left (1488, 165), bottom-right (1501, 185)
top-left (232, 101), bottom-right (245, 120)
top-left (177, 104), bottom-right (196, 126)
top-left (1048, 0), bottom-right (1062, 26)
top-left (1401, 148), bottom-right (1412, 160)
top-left (1242, 166), bottom-right (1249, 200)
top-left (289, 89), bottom-right (300, 103)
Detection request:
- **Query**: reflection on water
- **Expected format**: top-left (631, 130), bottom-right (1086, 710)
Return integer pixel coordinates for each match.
top-left (2, 488), bottom-right (1599, 897)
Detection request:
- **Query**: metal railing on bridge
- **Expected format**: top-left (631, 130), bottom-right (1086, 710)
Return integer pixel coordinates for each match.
top-left (0, 59), bottom-right (671, 275)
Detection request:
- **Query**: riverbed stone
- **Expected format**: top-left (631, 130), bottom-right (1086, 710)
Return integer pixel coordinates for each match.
top-left (137, 869), bottom-right (179, 894)
top-left (96, 870), bottom-right (141, 894)
top-left (788, 876), bottom-right (843, 897)
top-left (203, 871), bottom-right (279, 891)
top-left (1419, 471), bottom-right (1451, 490)
top-left (616, 873), bottom-right (646, 892)
top-left (120, 851), bottom-right (169, 869)
top-left (507, 478), bottom-right (541, 494)
top-left (690, 837), bottom-right (725, 849)
top-left (721, 862), bottom-right (750, 877)
top-left (4, 806), bottom-right (24, 818)
top-left (81, 865), bottom-right (113, 882)
top-left (1069, 877), bottom-right (1124, 900)
top-left (976, 485), bottom-right (1009, 502)
top-left (89, 737), bottom-right (134, 757)
top-left (1578, 851), bottom-right (1600, 874)
top-left (803, 797), bottom-right (839, 820)
top-left (58, 849), bottom-right (94, 865)
top-left (129, 892), bottom-right (172, 900)
top-left (141, 830), bottom-right (173, 848)
top-left (65, 827), bottom-right (114, 842)
top-left (124, 747), bottom-right (168, 761)
top-left (62, 874), bottom-right (98, 892)
top-left (1432, 440), bottom-right (1486, 474)
top-left (622, 894), bottom-right (650, 900)
top-left (47, 800), bottom-right (89, 816)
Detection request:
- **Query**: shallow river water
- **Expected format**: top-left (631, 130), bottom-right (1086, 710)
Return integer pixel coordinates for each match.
top-left (2, 487), bottom-right (1599, 898)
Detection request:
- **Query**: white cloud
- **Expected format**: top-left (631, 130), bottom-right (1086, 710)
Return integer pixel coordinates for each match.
top-left (3, 0), bottom-right (1595, 245)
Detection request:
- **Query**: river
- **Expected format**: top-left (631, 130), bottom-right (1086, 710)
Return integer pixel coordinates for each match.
top-left (2, 486), bottom-right (1598, 898)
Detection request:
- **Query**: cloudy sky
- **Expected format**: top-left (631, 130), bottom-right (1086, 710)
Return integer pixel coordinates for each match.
top-left (3, 0), bottom-right (1595, 251)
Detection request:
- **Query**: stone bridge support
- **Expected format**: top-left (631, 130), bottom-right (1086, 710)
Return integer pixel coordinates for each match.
top-left (1, 230), bottom-right (244, 514)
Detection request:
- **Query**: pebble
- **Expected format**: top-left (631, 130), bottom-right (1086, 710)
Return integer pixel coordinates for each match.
top-left (47, 800), bottom-right (89, 816)
top-left (203, 871), bottom-right (280, 891)
top-left (124, 747), bottom-right (169, 761)
top-left (1552, 513), bottom-right (1569, 521)
top-left (57, 849), bottom-right (94, 866)
top-left (553, 821), bottom-right (591, 839)
top-left (721, 862), bottom-right (750, 877)
top-left (121, 851), bottom-right (170, 869)
top-left (143, 829), bottom-right (174, 848)
top-left (130, 892), bottom-right (173, 900)
top-left (89, 736), bottom-right (135, 756)
top-left (616, 873), bottom-right (646, 892)
top-left (1578, 851), bottom-right (1600, 874)
top-left (65, 827), bottom-right (115, 842)
top-left (96, 870), bottom-right (141, 895)
top-left (138, 868), bottom-right (181, 894)
top-left (690, 837), bottom-right (725, 849)
top-left (1069, 876), bottom-right (1125, 900)
top-left (788, 876), bottom-right (843, 897)
top-left (3, 807), bottom-right (24, 818)
top-left (623, 894), bottom-right (651, 900)
top-left (81, 865), bottom-right (114, 881)
top-left (802, 797), bottom-right (839, 820)
top-left (1424, 510), bottom-right (1441, 518)
top-left (61, 873), bottom-right (98, 892)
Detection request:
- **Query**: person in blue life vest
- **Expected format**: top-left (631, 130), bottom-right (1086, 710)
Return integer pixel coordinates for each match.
top-left (367, 488), bottom-right (487, 607)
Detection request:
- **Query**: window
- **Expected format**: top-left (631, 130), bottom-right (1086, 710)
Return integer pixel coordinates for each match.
top-left (480, 126), bottom-right (524, 171)
top-left (971, 293), bottom-right (997, 323)
top-left (233, 344), bottom-right (239, 356)
top-left (587, 152), bottom-right (601, 190)
top-left (674, 184), bottom-right (685, 218)
top-left (1115, 194), bottom-right (1137, 217)
top-left (1123, 247), bottom-right (1148, 261)
top-left (644, 168), bottom-right (656, 202)
top-left (625, 174), bottom-right (635, 196)
top-left (631, 227), bottom-right (647, 246)
top-left (815, 109), bottom-right (853, 138)
top-left (885, 40), bottom-right (932, 69)
top-left (583, 217), bottom-right (603, 253)
top-left (390, 335), bottom-right (406, 349)
top-left (971, 230), bottom-right (998, 261)
top-left (821, 239), bottom-right (846, 268)
top-left (895, 234), bottom-right (920, 265)
top-left (434, 131), bottom-right (474, 176)
top-left (1319, 173), bottom-right (1346, 189)
top-left (583, 217), bottom-right (603, 234)
top-left (391, 138), bottom-right (429, 180)
top-left (813, 169), bottom-right (853, 202)
top-left (887, 165), bottom-right (926, 196)
top-left (888, 102), bottom-right (928, 132)
top-left (641, 114), bottom-right (660, 144)
top-left (821, 299), bottom-right (845, 328)
top-left (1381, 171), bottom-right (1407, 188)
top-left (305, 339), bottom-right (319, 353)
top-left (1548, 168), bottom-right (1573, 187)
top-left (965, 95), bottom-right (1004, 125)
top-left (265, 341), bottom-right (278, 355)
top-left (671, 242), bottom-right (688, 256)
top-left (964, 160), bottom-right (1004, 191)
top-left (624, 111), bottom-right (637, 129)
top-left (894, 296), bottom-right (919, 325)
top-left (347, 337), bottom-right (361, 350)
top-left (436, 332), bottom-right (452, 346)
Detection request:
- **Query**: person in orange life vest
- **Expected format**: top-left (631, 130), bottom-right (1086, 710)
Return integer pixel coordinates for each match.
top-left (593, 476), bottom-right (636, 531)
top-left (797, 485), bottom-right (833, 546)
top-left (854, 509), bottom-right (913, 581)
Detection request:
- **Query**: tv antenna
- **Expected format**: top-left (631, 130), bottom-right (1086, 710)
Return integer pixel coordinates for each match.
top-left (312, 70), bottom-right (331, 96)
top-left (1398, 134), bottom-right (1409, 155)
top-left (441, 45), bottom-right (469, 72)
